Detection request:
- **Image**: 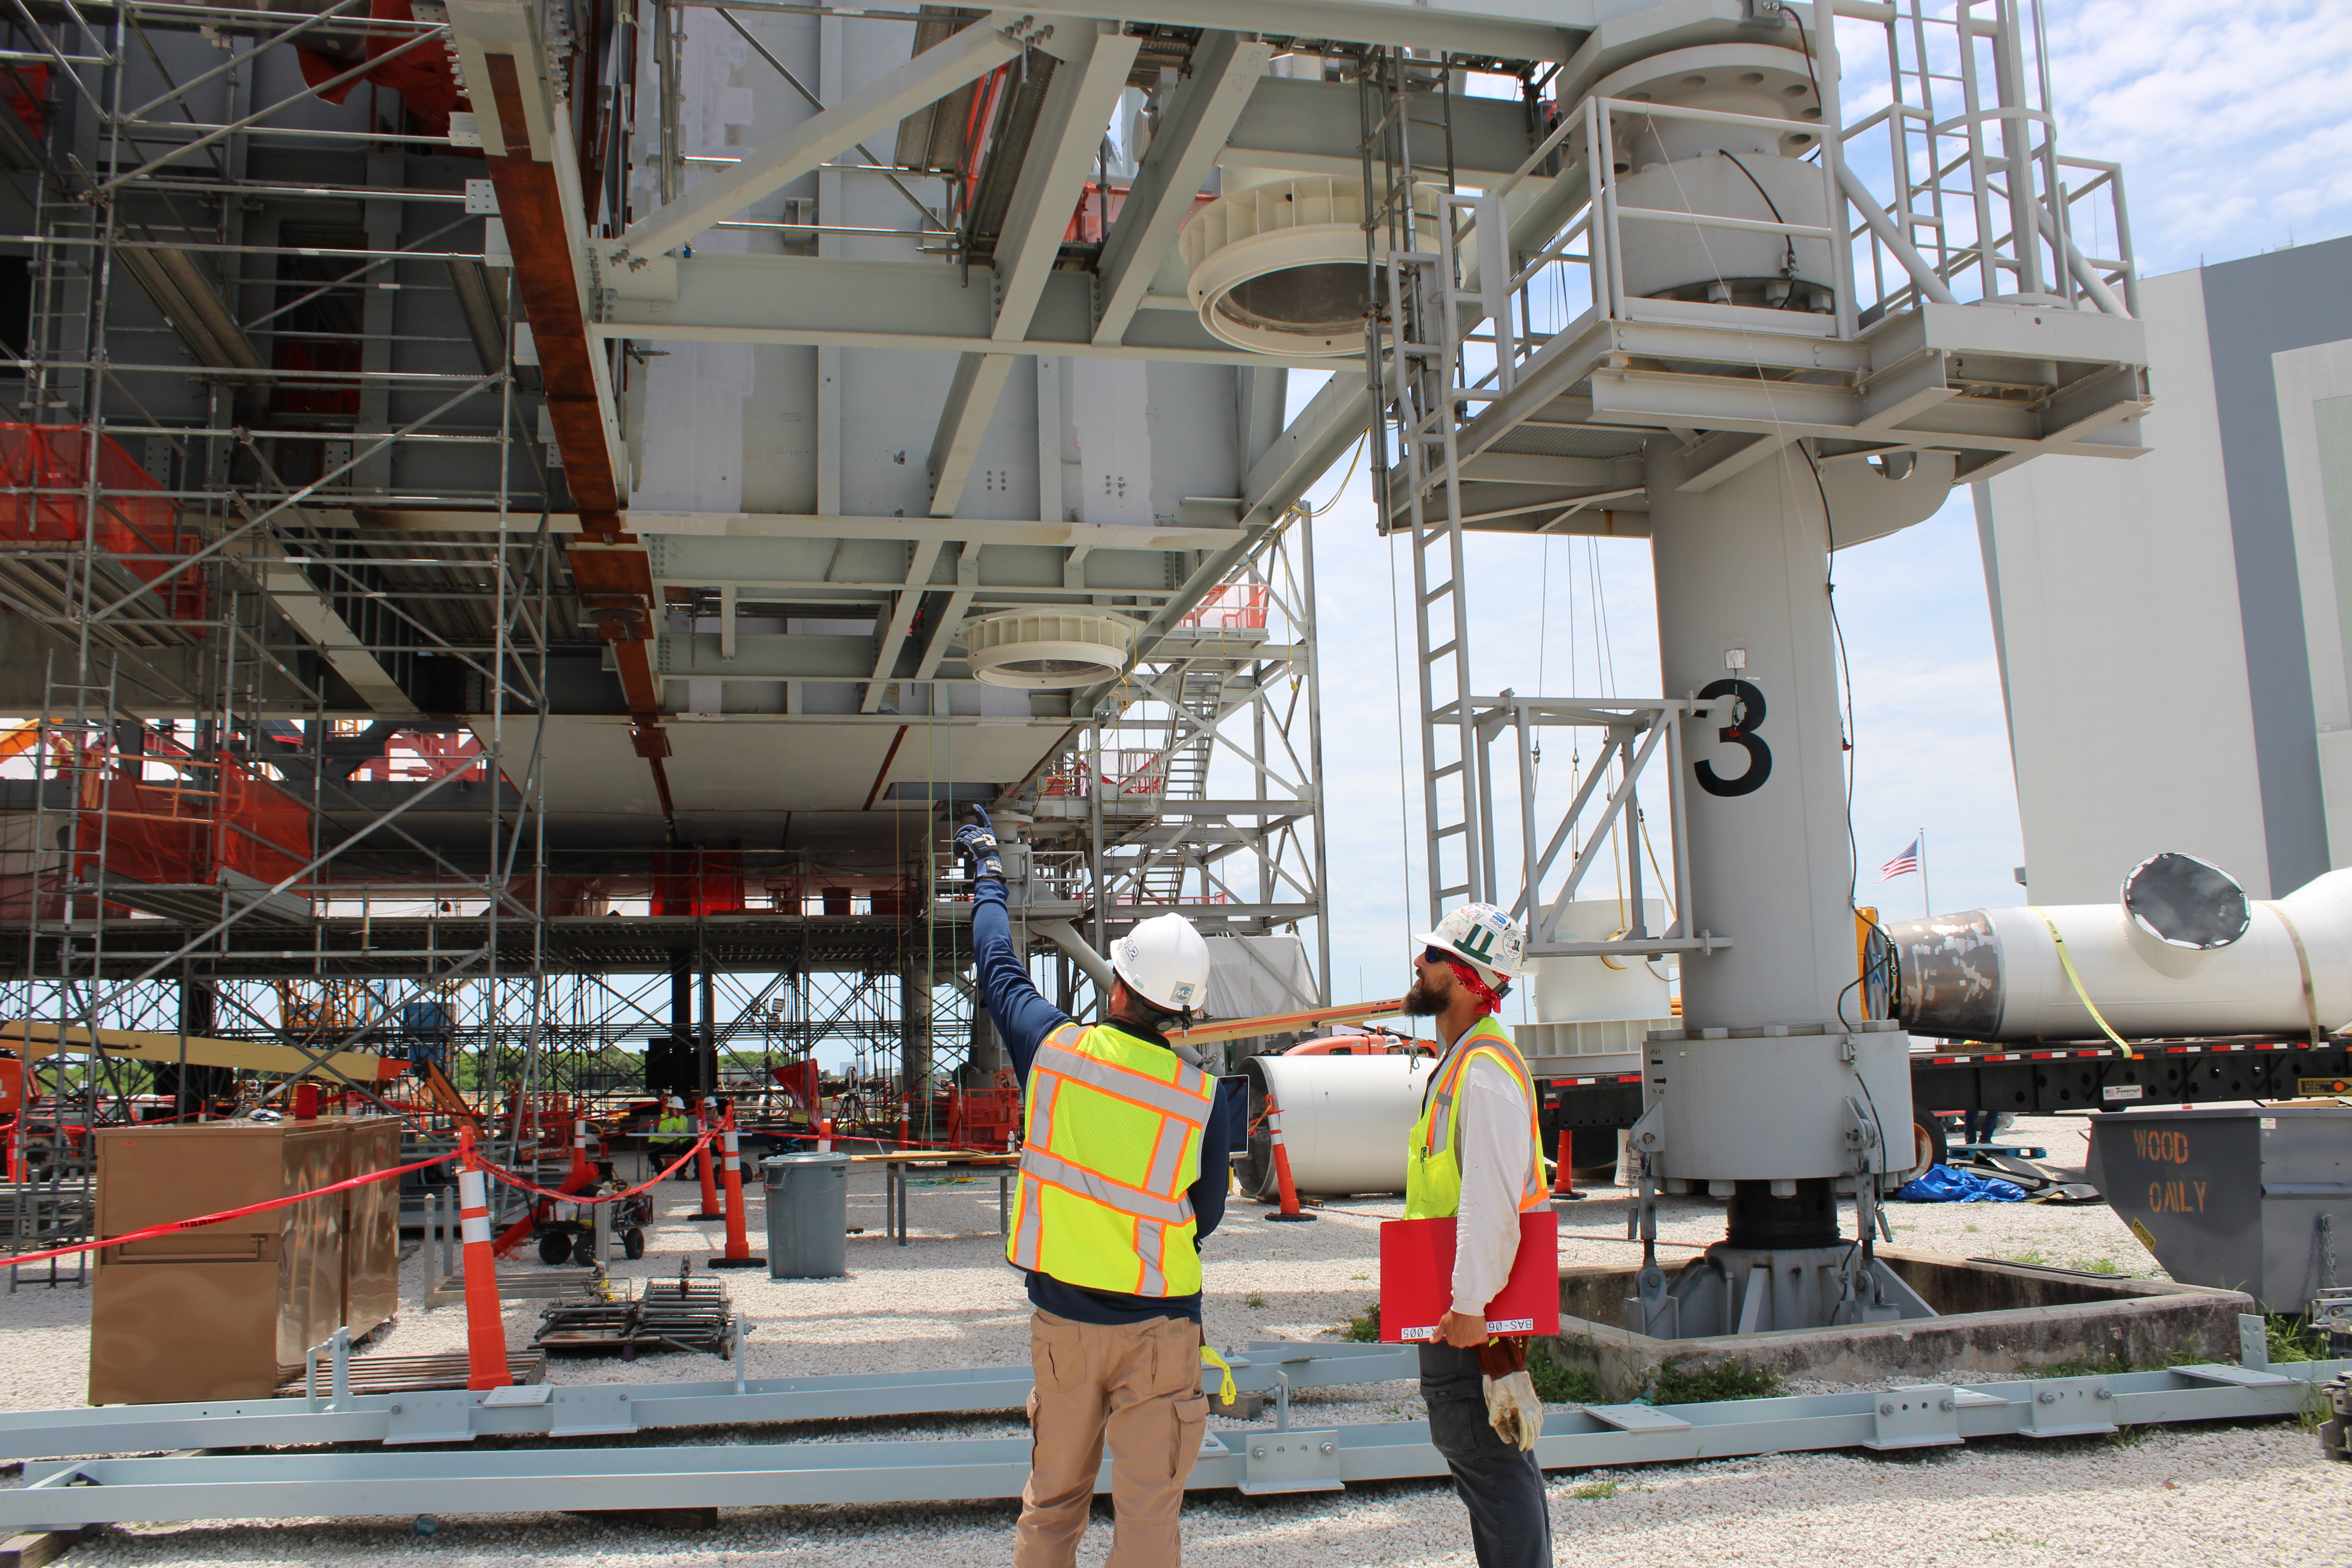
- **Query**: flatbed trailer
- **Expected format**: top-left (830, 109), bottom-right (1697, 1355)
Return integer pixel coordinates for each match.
top-left (1537, 1034), bottom-right (2352, 1173)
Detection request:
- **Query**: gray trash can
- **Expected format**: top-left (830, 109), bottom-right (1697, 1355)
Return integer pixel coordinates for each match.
top-left (762, 1153), bottom-right (850, 1279)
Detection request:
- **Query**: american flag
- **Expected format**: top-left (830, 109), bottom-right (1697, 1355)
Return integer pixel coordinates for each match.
top-left (1878, 838), bottom-right (1920, 881)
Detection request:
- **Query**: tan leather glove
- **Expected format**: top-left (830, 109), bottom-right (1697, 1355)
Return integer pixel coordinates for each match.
top-left (1483, 1369), bottom-right (1544, 1450)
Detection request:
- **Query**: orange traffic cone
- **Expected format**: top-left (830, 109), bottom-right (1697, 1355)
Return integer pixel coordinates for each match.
top-left (708, 1105), bottom-right (765, 1270)
top-left (568, 1116), bottom-right (595, 1185)
top-left (1551, 1127), bottom-right (1584, 1201)
top-left (455, 1130), bottom-right (512, 1392)
top-left (1264, 1097), bottom-right (1314, 1223)
top-left (691, 1097), bottom-right (724, 1220)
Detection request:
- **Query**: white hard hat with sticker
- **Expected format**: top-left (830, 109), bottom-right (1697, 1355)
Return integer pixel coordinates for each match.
top-left (1412, 901), bottom-right (1527, 986)
top-left (1111, 912), bottom-right (1211, 1014)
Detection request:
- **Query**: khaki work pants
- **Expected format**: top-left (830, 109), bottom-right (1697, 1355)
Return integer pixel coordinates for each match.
top-left (1014, 1308), bottom-right (1208, 1568)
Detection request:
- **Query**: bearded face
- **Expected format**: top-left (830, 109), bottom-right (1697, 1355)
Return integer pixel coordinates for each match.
top-left (1402, 959), bottom-right (1451, 1017)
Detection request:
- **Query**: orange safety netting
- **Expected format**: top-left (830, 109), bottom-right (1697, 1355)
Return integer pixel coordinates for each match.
top-left (0, 423), bottom-right (206, 621)
top-left (1181, 582), bottom-right (1269, 630)
top-left (78, 751), bottom-right (314, 887)
top-left (653, 849), bottom-right (744, 917)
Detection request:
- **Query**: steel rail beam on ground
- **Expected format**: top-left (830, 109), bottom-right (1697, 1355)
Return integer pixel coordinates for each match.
top-left (0, 1343), bottom-right (1418, 1461)
top-left (1, 1356), bottom-right (2340, 1527)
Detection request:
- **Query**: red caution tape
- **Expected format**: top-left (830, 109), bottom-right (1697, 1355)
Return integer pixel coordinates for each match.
top-left (3, 1149), bottom-right (459, 1271)
top-left (471, 1129), bottom-right (716, 1205)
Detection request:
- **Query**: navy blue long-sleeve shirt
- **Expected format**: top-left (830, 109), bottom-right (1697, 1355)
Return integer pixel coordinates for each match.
top-left (971, 876), bottom-right (1231, 1326)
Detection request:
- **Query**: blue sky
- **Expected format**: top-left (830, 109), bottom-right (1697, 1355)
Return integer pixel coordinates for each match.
top-left (1290, 0), bottom-right (2352, 1016)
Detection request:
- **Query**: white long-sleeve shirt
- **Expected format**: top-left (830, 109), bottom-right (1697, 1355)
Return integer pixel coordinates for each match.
top-left (1444, 1043), bottom-right (1538, 1317)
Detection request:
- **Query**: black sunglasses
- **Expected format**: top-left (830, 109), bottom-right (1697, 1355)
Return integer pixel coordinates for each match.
top-left (1420, 947), bottom-right (1452, 969)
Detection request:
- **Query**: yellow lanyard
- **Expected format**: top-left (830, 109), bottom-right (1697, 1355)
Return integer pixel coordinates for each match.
top-left (2028, 906), bottom-right (2136, 1059)
top-left (1199, 1344), bottom-right (1236, 1404)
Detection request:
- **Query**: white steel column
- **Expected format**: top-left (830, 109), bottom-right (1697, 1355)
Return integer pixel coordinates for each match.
top-left (1646, 441), bottom-right (1849, 1029)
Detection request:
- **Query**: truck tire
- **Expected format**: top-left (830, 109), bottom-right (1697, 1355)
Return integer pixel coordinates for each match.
top-left (1911, 1110), bottom-right (1949, 1174)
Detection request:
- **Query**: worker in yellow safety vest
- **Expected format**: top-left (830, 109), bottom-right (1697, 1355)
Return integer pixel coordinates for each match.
top-left (955, 806), bottom-right (1236, 1568)
top-left (1402, 901), bottom-right (1554, 1568)
top-left (650, 1095), bottom-right (693, 1181)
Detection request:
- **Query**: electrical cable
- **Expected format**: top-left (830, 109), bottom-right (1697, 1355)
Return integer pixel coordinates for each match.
top-left (1387, 532), bottom-right (1416, 955)
top-left (1798, 441), bottom-right (1864, 923)
top-left (1294, 435), bottom-right (1368, 521)
top-left (1716, 148), bottom-right (1801, 292)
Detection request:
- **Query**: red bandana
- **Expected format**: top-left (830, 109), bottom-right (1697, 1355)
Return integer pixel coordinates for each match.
top-left (1444, 958), bottom-right (1506, 1015)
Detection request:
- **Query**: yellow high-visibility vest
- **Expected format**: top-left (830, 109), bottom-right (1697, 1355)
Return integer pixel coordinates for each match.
top-left (1007, 1020), bottom-right (1216, 1297)
top-left (1404, 1016), bottom-right (1548, 1221)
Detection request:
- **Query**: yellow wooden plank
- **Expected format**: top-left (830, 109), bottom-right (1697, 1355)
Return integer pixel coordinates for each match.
top-left (0, 1019), bottom-right (399, 1083)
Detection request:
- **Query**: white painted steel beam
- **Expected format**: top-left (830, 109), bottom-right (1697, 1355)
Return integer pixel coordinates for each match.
top-left (928, 24), bottom-right (1143, 517)
top-left (0, 1343), bottom-right (1417, 1460)
top-left (1093, 32), bottom-right (1275, 347)
top-left (617, 13), bottom-right (1033, 262)
top-left (860, 539), bottom-right (944, 711)
top-left (599, 256), bottom-right (1331, 367)
top-left (1225, 75), bottom-right (1537, 184)
top-left (253, 557), bottom-right (420, 715)
top-left (1, 1360), bottom-right (2338, 1528)
top-left (996, 0), bottom-right (1582, 61)
top-left (1242, 372), bottom-right (1369, 528)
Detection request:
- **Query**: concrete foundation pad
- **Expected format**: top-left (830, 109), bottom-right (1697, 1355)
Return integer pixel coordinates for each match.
top-left (1549, 1247), bottom-right (2254, 1396)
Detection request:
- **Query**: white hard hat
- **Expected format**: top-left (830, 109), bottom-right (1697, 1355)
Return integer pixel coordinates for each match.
top-left (666, 1096), bottom-right (684, 1110)
top-left (1414, 901), bottom-right (1526, 987)
top-left (1111, 912), bottom-right (1211, 1014)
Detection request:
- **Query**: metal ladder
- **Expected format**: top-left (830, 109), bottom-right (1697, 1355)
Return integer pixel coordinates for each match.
top-left (1358, 49), bottom-right (1499, 923)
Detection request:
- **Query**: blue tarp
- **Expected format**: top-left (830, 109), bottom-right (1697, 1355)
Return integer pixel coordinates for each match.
top-left (1895, 1163), bottom-right (2027, 1203)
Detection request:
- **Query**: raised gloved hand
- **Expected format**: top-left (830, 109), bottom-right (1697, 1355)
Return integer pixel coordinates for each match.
top-left (954, 805), bottom-right (1004, 882)
top-left (1483, 1369), bottom-right (1543, 1451)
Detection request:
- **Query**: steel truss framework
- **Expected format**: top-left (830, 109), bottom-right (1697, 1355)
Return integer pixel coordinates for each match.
top-left (0, 0), bottom-right (1360, 1235)
top-left (0, 1334), bottom-right (2337, 1526)
top-left (1009, 514), bottom-right (1328, 1005)
top-left (1354, 1), bottom-right (2147, 935)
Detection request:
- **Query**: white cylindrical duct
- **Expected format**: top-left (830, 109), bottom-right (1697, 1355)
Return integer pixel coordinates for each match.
top-left (1530, 899), bottom-right (1672, 1022)
top-left (1893, 859), bottom-right (2352, 1043)
top-left (1576, 44), bottom-right (1833, 312)
top-left (1234, 1053), bottom-right (1433, 1200)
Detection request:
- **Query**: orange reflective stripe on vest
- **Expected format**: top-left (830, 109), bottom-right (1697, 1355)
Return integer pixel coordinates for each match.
top-left (1007, 1020), bottom-right (1215, 1297)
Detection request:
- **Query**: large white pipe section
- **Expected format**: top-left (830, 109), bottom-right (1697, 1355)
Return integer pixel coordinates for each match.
top-left (1892, 859), bottom-right (2352, 1043)
top-left (1530, 899), bottom-right (1672, 1022)
top-left (1235, 1053), bottom-right (1433, 1200)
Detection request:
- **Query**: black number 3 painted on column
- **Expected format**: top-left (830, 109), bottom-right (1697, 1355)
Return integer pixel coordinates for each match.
top-left (1694, 677), bottom-right (1771, 797)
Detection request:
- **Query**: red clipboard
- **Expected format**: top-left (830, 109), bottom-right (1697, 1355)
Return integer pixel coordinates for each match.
top-left (1378, 1210), bottom-right (1559, 1342)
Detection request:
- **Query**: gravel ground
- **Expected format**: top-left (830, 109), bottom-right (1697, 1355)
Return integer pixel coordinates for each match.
top-left (5, 1114), bottom-right (2343, 1564)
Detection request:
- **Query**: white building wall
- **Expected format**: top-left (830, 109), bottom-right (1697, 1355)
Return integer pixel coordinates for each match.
top-left (2273, 338), bottom-right (2352, 868)
top-left (1979, 268), bottom-right (2273, 901)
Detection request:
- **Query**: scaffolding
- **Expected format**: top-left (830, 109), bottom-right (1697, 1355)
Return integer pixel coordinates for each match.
top-left (0, 0), bottom-right (1335, 1288)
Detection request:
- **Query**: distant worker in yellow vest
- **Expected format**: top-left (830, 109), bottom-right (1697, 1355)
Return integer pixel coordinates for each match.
top-left (956, 806), bottom-right (1235, 1568)
top-left (1403, 901), bottom-right (1554, 1568)
top-left (650, 1095), bottom-right (693, 1181)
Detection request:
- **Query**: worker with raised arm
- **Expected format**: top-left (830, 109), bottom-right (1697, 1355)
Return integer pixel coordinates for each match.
top-left (953, 805), bottom-right (1233, 1568)
top-left (1402, 902), bottom-right (1555, 1568)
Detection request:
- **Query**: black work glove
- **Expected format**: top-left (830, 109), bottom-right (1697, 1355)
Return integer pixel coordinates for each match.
top-left (954, 805), bottom-right (1004, 882)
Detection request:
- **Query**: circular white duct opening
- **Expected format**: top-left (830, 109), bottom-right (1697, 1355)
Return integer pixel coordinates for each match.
top-left (1180, 177), bottom-right (1441, 356)
top-left (962, 610), bottom-right (1135, 690)
top-left (2122, 851), bottom-right (2249, 950)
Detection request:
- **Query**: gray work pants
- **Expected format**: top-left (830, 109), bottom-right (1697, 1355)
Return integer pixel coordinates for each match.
top-left (1419, 1343), bottom-right (1555, 1568)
